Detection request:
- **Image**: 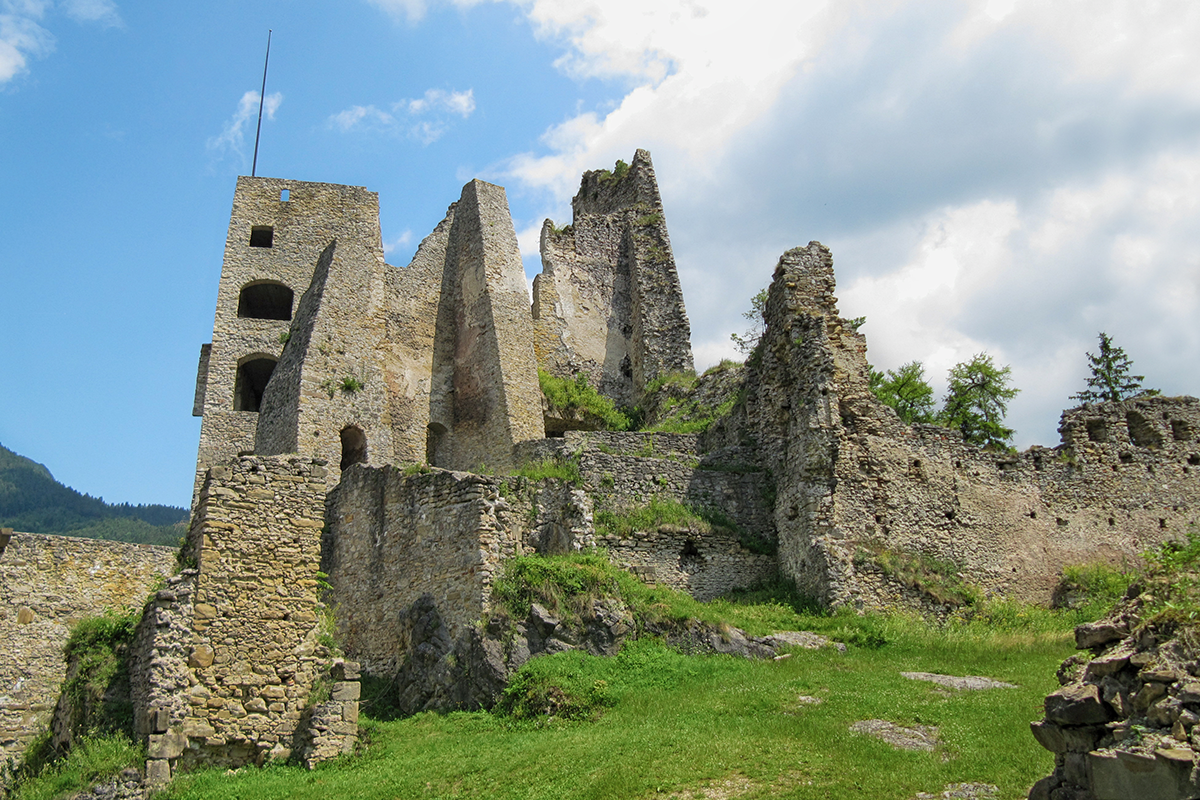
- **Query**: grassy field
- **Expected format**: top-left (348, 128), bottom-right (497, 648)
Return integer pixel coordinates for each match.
top-left (157, 611), bottom-right (1078, 800)
top-left (12, 551), bottom-right (1127, 800)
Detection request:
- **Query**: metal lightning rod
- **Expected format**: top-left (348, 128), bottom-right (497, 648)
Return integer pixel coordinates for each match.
top-left (251, 29), bottom-right (272, 178)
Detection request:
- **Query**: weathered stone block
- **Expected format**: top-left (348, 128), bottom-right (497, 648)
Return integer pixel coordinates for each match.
top-left (1087, 749), bottom-right (1197, 800)
top-left (189, 645), bottom-right (215, 668)
top-left (148, 733), bottom-right (186, 760)
top-left (1045, 684), bottom-right (1114, 726)
top-left (330, 682), bottom-right (360, 702)
top-left (145, 759), bottom-right (171, 786)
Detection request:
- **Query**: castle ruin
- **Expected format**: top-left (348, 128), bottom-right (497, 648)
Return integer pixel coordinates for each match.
top-left (4, 150), bottom-right (1199, 783)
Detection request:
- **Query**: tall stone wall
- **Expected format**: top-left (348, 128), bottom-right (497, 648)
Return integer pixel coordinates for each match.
top-left (253, 222), bottom-right (403, 483)
top-left (743, 242), bottom-right (1200, 609)
top-left (0, 531), bottom-right (176, 766)
top-left (131, 456), bottom-right (357, 781)
top-left (429, 180), bottom-right (543, 472)
top-left (533, 149), bottom-right (693, 407)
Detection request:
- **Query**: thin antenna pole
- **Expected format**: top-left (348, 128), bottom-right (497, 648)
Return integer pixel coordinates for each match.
top-left (251, 29), bottom-right (272, 178)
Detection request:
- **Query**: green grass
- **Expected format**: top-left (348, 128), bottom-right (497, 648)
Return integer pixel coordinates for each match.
top-left (510, 457), bottom-right (582, 485)
top-left (158, 612), bottom-right (1077, 800)
top-left (9, 734), bottom-right (143, 800)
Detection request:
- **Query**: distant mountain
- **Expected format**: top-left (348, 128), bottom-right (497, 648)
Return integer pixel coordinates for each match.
top-left (0, 443), bottom-right (187, 547)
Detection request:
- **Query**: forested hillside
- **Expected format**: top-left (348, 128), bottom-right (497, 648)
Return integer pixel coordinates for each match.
top-left (0, 444), bottom-right (186, 546)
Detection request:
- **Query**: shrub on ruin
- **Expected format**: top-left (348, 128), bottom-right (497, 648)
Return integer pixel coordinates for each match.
top-left (1071, 331), bottom-right (1158, 404)
top-left (730, 288), bottom-right (768, 356)
top-left (939, 353), bottom-right (1019, 448)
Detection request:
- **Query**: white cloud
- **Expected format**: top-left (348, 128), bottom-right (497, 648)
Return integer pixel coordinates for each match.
top-left (0, 8), bottom-right (52, 84)
top-left (330, 87), bottom-right (474, 144)
top-left (366, 0), bottom-right (431, 23)
top-left (0, 0), bottom-right (122, 85)
top-left (407, 87), bottom-right (474, 117)
top-left (383, 231), bottom-right (413, 254)
top-left (207, 90), bottom-right (283, 163)
top-left (329, 104), bottom-right (395, 132)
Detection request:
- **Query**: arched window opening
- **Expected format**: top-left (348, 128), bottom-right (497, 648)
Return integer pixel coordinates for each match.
top-left (233, 357), bottom-right (277, 412)
top-left (341, 426), bottom-right (367, 471)
top-left (237, 282), bottom-right (294, 321)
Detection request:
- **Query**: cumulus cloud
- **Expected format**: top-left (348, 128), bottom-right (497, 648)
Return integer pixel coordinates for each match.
top-left (329, 87), bottom-right (474, 144)
top-left (459, 0), bottom-right (1200, 450)
top-left (207, 90), bottom-right (283, 163)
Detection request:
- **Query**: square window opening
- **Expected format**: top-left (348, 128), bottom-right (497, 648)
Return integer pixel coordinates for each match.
top-left (249, 226), bottom-right (274, 248)
top-left (280, 189), bottom-right (290, 202)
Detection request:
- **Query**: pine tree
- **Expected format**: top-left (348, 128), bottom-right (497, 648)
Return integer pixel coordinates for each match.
top-left (941, 353), bottom-right (1019, 448)
top-left (870, 361), bottom-right (936, 424)
top-left (1072, 332), bottom-right (1156, 404)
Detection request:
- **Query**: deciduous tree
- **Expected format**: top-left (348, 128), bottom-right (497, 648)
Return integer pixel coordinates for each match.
top-left (870, 361), bottom-right (936, 424)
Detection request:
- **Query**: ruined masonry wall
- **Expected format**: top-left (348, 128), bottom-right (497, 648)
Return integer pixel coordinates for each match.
top-left (0, 532), bottom-right (176, 766)
top-left (598, 528), bottom-right (776, 602)
top-left (533, 150), bottom-right (693, 407)
top-left (324, 466), bottom-right (527, 677)
top-left (569, 431), bottom-right (774, 545)
top-left (131, 457), bottom-right (357, 782)
top-left (745, 241), bottom-right (1200, 610)
top-left (433, 180), bottom-right (543, 472)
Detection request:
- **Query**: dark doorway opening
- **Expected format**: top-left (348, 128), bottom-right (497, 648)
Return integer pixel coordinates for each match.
top-left (341, 426), bottom-right (368, 471)
top-left (233, 357), bottom-right (277, 412)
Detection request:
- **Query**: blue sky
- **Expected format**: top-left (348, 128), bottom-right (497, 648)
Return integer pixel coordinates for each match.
top-left (2, 0), bottom-right (1199, 508)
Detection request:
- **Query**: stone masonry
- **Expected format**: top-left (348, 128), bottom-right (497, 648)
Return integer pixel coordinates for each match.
top-left (0, 531), bottom-right (175, 768)
top-left (129, 457), bottom-right (358, 782)
top-left (194, 153), bottom-right (683, 497)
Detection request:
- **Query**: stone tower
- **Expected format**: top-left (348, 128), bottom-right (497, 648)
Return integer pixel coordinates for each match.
top-left (192, 178), bottom-right (384, 500)
top-left (194, 176), bottom-right (545, 496)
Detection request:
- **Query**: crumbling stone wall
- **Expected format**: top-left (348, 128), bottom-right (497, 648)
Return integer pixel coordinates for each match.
top-left (533, 149), bottom-right (693, 407)
top-left (428, 180), bottom-right (544, 472)
top-left (0, 531), bottom-right (175, 766)
top-left (1030, 603), bottom-right (1200, 799)
top-left (742, 242), bottom-right (1200, 610)
top-left (130, 457), bottom-right (357, 782)
top-left (322, 466), bottom-right (528, 677)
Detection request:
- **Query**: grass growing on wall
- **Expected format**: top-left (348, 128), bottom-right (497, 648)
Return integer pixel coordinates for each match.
top-left (538, 370), bottom-right (632, 432)
top-left (510, 456), bottom-right (582, 485)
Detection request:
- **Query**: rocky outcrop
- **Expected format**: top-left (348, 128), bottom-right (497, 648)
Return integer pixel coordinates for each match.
top-left (384, 592), bottom-right (842, 715)
top-left (1030, 593), bottom-right (1200, 799)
